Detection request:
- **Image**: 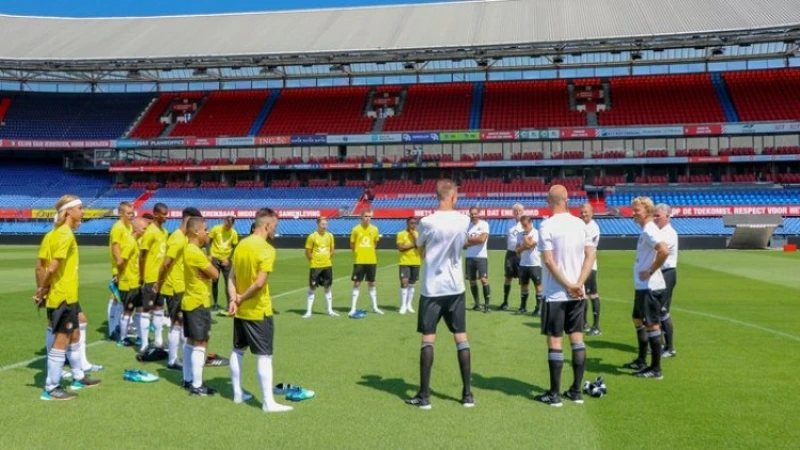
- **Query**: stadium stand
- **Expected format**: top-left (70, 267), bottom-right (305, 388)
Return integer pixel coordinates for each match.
top-left (481, 80), bottom-right (586, 129)
top-left (724, 68), bottom-right (800, 122)
top-left (170, 90), bottom-right (269, 137)
top-left (0, 165), bottom-right (110, 208)
top-left (129, 92), bottom-right (204, 138)
top-left (606, 188), bottom-right (800, 207)
top-left (382, 83), bottom-right (472, 132)
top-left (139, 187), bottom-right (362, 210)
top-left (259, 87), bottom-right (373, 135)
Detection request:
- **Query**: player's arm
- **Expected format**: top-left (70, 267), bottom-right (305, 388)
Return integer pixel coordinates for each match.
top-left (236, 270), bottom-right (268, 304)
top-left (542, 250), bottom-right (575, 292)
top-left (35, 257), bottom-right (62, 303)
top-left (577, 245), bottom-right (597, 288)
top-left (330, 235), bottom-right (335, 257)
top-left (112, 242), bottom-right (124, 273)
top-left (649, 242), bottom-right (669, 274)
top-left (199, 262), bottom-right (219, 280)
top-left (35, 258), bottom-right (47, 288)
top-left (304, 235), bottom-right (314, 261)
top-left (155, 255), bottom-right (174, 291)
top-left (227, 269), bottom-right (239, 309)
top-left (396, 234), bottom-right (413, 252)
top-left (521, 234), bottom-right (536, 250)
top-left (349, 230), bottom-right (356, 251)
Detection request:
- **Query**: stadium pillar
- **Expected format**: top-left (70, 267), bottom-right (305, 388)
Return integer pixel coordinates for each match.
top-left (338, 145), bottom-right (346, 162)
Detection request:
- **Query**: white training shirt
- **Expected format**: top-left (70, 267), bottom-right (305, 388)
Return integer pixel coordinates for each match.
top-left (634, 221), bottom-right (667, 291)
top-left (586, 219), bottom-right (601, 271)
top-left (465, 219), bottom-right (490, 259)
top-left (539, 212), bottom-right (595, 302)
top-left (417, 210), bottom-right (470, 297)
top-left (661, 223), bottom-right (679, 269)
top-left (518, 228), bottom-right (541, 267)
top-left (506, 221), bottom-right (523, 251)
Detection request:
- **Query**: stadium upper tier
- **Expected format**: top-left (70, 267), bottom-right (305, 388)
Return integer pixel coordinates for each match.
top-left (139, 187), bottom-right (363, 210)
top-left (3, 69), bottom-right (800, 138)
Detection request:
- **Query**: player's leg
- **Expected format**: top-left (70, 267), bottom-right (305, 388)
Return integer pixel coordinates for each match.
top-left (406, 296), bottom-right (440, 408)
top-left (187, 307), bottom-right (214, 395)
top-left (623, 291), bottom-right (649, 371)
top-left (181, 309), bottom-right (193, 389)
top-left (77, 310), bottom-right (102, 372)
top-left (118, 290), bottom-right (135, 346)
top-left (406, 267), bottom-right (418, 313)
top-left (367, 265), bottom-right (381, 314)
top-left (42, 304), bottom-right (77, 400)
top-left (535, 301), bottom-right (565, 407)
top-left (152, 292), bottom-right (166, 347)
top-left (230, 318), bottom-right (249, 403)
top-left (660, 269), bottom-right (676, 357)
top-left (211, 258), bottom-right (223, 311)
top-left (139, 285), bottom-right (155, 352)
top-left (501, 252), bottom-right (512, 310)
top-left (399, 266), bottom-right (410, 314)
top-left (564, 301), bottom-right (586, 403)
top-left (250, 317), bottom-right (292, 412)
top-left (532, 269), bottom-right (543, 316)
top-left (634, 291), bottom-right (664, 379)
top-left (466, 259), bottom-right (480, 310)
top-left (445, 294), bottom-right (472, 406)
top-left (221, 262), bottom-right (233, 310)
top-left (480, 258), bottom-right (491, 312)
top-left (304, 269), bottom-right (317, 319)
top-left (107, 294), bottom-right (119, 340)
top-left (349, 265), bottom-right (363, 316)
top-left (324, 268), bottom-right (337, 316)
top-left (166, 294), bottom-right (184, 370)
top-left (515, 269), bottom-right (530, 314)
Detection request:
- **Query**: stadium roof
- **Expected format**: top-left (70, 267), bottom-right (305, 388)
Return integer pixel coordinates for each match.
top-left (0, 0), bottom-right (799, 81)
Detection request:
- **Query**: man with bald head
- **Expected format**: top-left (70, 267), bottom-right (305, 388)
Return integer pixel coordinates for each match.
top-left (580, 203), bottom-right (602, 336)
top-left (534, 185), bottom-right (596, 406)
top-left (500, 203), bottom-right (525, 311)
top-left (406, 179), bottom-right (473, 409)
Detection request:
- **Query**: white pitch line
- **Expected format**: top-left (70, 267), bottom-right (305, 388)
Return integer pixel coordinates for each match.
top-left (605, 297), bottom-right (800, 343)
top-left (0, 263), bottom-right (400, 373)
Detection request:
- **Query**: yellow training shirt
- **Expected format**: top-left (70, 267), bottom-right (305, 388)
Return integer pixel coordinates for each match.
top-left (162, 229), bottom-right (188, 296)
top-left (118, 232), bottom-right (141, 291)
top-left (38, 229), bottom-right (54, 264)
top-left (208, 224), bottom-right (239, 260)
top-left (141, 223), bottom-right (168, 283)
top-left (350, 224), bottom-right (380, 265)
top-left (305, 231), bottom-right (334, 269)
top-left (109, 220), bottom-right (132, 276)
top-left (396, 230), bottom-right (421, 266)
top-left (47, 224), bottom-right (79, 307)
top-left (182, 243), bottom-right (212, 311)
top-left (232, 235), bottom-right (276, 320)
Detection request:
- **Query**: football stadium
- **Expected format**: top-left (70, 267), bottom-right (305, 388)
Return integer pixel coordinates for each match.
top-left (1, 0), bottom-right (800, 448)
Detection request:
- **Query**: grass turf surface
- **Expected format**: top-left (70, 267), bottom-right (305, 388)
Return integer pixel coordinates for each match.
top-left (0, 246), bottom-right (798, 449)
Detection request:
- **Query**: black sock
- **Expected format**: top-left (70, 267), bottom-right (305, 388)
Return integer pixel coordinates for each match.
top-left (571, 342), bottom-right (586, 392)
top-left (648, 329), bottom-right (663, 370)
top-left (502, 284), bottom-right (511, 304)
top-left (212, 280), bottom-right (219, 306)
top-left (661, 314), bottom-right (674, 350)
top-left (582, 301), bottom-right (589, 327)
top-left (420, 342), bottom-right (434, 398)
top-left (637, 326), bottom-right (648, 362)
top-left (548, 349), bottom-right (564, 394)
top-left (591, 297), bottom-right (601, 329)
top-left (482, 284), bottom-right (491, 306)
top-left (470, 284), bottom-right (480, 305)
top-left (535, 294), bottom-right (543, 311)
top-left (520, 290), bottom-right (529, 310)
top-left (456, 341), bottom-right (471, 396)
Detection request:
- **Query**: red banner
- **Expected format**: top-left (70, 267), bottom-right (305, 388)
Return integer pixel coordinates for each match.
top-left (172, 103), bottom-right (197, 112)
top-left (372, 207), bottom-right (581, 219)
top-left (138, 209), bottom-right (339, 220)
top-left (688, 156), bottom-right (729, 164)
top-left (438, 161), bottom-right (477, 168)
top-left (255, 136), bottom-right (291, 145)
top-left (0, 209), bottom-right (32, 219)
top-left (683, 124), bottom-right (723, 135)
top-left (110, 165), bottom-right (249, 173)
top-left (480, 131), bottom-right (518, 141)
top-left (321, 163), bottom-right (361, 170)
top-left (184, 137), bottom-right (217, 147)
top-left (614, 205), bottom-right (800, 217)
top-left (0, 139), bottom-right (113, 149)
top-left (560, 128), bottom-right (597, 138)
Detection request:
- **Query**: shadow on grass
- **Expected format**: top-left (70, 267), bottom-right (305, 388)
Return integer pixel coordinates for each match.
top-left (356, 374), bottom-right (461, 404)
top-left (585, 357), bottom-right (627, 377)
top-left (522, 321), bottom-right (542, 330)
top-left (471, 373), bottom-right (545, 400)
top-left (585, 339), bottom-right (637, 354)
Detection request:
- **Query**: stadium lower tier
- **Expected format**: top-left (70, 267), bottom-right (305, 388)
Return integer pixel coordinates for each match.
top-left (4, 217), bottom-right (800, 236)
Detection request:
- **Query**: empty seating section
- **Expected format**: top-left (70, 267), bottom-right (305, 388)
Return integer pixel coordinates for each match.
top-left (129, 92), bottom-right (204, 138)
top-left (634, 176), bottom-right (669, 184)
top-left (592, 175), bottom-right (627, 186)
top-left (677, 175), bottom-right (712, 183)
top-left (383, 83), bottom-right (472, 132)
top-left (140, 187), bottom-right (362, 210)
top-left (599, 74), bottom-right (725, 126)
top-left (0, 92), bottom-right (153, 139)
top-left (676, 149), bottom-right (711, 157)
top-left (766, 173), bottom-right (800, 183)
top-left (170, 90), bottom-right (268, 137)
top-left (481, 80), bottom-right (585, 129)
top-left (0, 165), bottom-right (110, 208)
top-left (719, 147), bottom-right (755, 156)
top-left (90, 188), bottom-right (146, 208)
top-left (763, 146), bottom-right (800, 155)
top-left (259, 87), bottom-right (372, 135)
top-left (720, 174), bottom-right (758, 183)
top-left (606, 189), bottom-right (800, 207)
top-left (724, 69), bottom-right (800, 121)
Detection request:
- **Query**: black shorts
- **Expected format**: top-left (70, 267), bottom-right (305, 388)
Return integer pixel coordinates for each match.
top-left (183, 307), bottom-right (211, 342)
top-left (661, 269), bottom-right (677, 312)
top-left (465, 258), bottom-right (489, 281)
top-left (632, 289), bottom-right (664, 326)
top-left (233, 316), bottom-right (274, 356)
top-left (417, 293), bottom-right (466, 335)
top-left (584, 270), bottom-right (599, 295)
top-left (142, 283), bottom-right (164, 311)
top-left (504, 250), bottom-right (520, 279)
top-left (520, 266), bottom-right (542, 286)
top-left (399, 265), bottom-right (420, 283)
top-left (541, 300), bottom-right (586, 337)
top-left (212, 258), bottom-right (233, 280)
top-left (163, 292), bottom-right (185, 323)
top-left (122, 288), bottom-right (142, 312)
top-left (309, 267), bottom-right (334, 288)
top-left (352, 264), bottom-right (377, 283)
top-left (47, 302), bottom-right (80, 334)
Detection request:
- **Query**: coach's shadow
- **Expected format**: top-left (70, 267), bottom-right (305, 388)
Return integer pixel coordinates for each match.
top-left (585, 340), bottom-right (637, 354)
top-left (585, 357), bottom-right (626, 376)
top-left (357, 374), bottom-right (461, 403)
top-left (24, 358), bottom-right (47, 391)
top-left (471, 373), bottom-right (544, 400)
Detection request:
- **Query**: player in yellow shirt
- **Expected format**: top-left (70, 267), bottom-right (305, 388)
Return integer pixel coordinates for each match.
top-left (107, 201), bottom-right (134, 341)
top-left (396, 217), bottom-right (421, 315)
top-left (182, 217), bottom-right (219, 396)
top-left (37, 228), bottom-right (56, 354)
top-left (139, 202), bottom-right (169, 352)
top-left (34, 195), bottom-right (101, 401)
top-left (227, 208), bottom-right (293, 412)
top-left (303, 216), bottom-right (338, 318)
top-left (117, 218), bottom-right (148, 347)
top-left (349, 209), bottom-right (382, 317)
top-left (208, 216), bottom-right (239, 313)
top-left (155, 207), bottom-right (203, 372)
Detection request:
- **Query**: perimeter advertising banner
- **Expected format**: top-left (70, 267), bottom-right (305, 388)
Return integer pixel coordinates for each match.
top-left (439, 132), bottom-right (480, 142)
top-left (31, 209), bottom-right (111, 219)
top-left (144, 209), bottom-right (340, 220)
top-left (614, 205), bottom-right (800, 217)
top-left (371, 207), bottom-right (581, 219)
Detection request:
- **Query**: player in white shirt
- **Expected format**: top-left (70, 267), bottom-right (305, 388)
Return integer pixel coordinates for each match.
top-left (580, 203), bottom-right (602, 336)
top-left (654, 203), bottom-right (678, 358)
top-left (464, 207), bottom-right (491, 312)
top-left (623, 197), bottom-right (670, 380)
top-left (515, 216), bottom-right (543, 315)
top-left (405, 179), bottom-right (473, 410)
top-left (500, 203), bottom-right (525, 311)
top-left (533, 185), bottom-right (596, 407)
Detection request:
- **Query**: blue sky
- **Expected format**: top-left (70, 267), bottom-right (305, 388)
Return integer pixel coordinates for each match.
top-left (0, 0), bottom-right (452, 17)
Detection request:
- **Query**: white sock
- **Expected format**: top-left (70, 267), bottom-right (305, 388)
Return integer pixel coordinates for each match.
top-left (325, 290), bottom-right (333, 312)
top-left (139, 312), bottom-right (151, 351)
top-left (191, 346), bottom-right (206, 389)
top-left (107, 298), bottom-right (115, 336)
top-left (164, 316), bottom-right (171, 328)
top-left (120, 315), bottom-right (130, 341)
top-left (67, 342), bottom-right (85, 381)
top-left (45, 326), bottom-right (54, 354)
top-left (182, 342), bottom-right (192, 383)
top-left (168, 326), bottom-right (182, 365)
top-left (133, 312), bottom-right (141, 331)
top-left (230, 349), bottom-right (245, 402)
top-left (407, 286), bottom-right (416, 310)
top-left (113, 303), bottom-right (124, 333)
top-left (45, 348), bottom-right (66, 391)
top-left (369, 287), bottom-right (378, 310)
top-left (400, 287), bottom-right (408, 310)
top-left (350, 287), bottom-right (359, 312)
top-left (79, 322), bottom-right (91, 370)
top-left (257, 355), bottom-right (291, 412)
top-left (152, 310), bottom-right (165, 347)
top-left (306, 289), bottom-right (315, 315)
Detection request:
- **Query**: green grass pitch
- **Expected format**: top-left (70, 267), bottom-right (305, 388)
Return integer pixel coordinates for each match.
top-left (0, 246), bottom-right (798, 449)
